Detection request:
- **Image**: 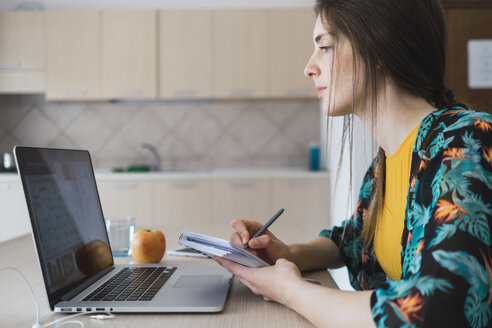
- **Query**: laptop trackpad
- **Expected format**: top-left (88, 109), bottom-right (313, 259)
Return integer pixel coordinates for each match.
top-left (173, 275), bottom-right (223, 288)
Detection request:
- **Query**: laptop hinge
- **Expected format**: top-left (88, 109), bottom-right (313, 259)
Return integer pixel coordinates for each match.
top-left (60, 266), bottom-right (114, 301)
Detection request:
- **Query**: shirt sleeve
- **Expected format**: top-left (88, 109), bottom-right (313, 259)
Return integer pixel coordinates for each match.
top-left (370, 130), bottom-right (492, 327)
top-left (319, 157), bottom-right (387, 291)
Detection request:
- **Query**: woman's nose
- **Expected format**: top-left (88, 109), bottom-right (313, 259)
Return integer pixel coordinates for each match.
top-left (304, 55), bottom-right (320, 78)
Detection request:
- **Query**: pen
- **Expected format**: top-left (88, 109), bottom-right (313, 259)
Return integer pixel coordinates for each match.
top-left (244, 208), bottom-right (284, 249)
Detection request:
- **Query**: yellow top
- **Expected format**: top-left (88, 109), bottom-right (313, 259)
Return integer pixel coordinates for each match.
top-left (374, 125), bottom-right (419, 281)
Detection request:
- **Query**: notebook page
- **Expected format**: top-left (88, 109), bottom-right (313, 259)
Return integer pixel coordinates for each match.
top-left (179, 231), bottom-right (269, 268)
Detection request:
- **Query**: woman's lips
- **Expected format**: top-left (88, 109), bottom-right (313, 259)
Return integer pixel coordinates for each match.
top-left (316, 87), bottom-right (326, 99)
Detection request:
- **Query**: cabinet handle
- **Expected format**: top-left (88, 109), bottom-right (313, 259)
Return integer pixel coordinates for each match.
top-left (288, 180), bottom-right (312, 188)
top-left (0, 183), bottom-right (9, 191)
top-left (0, 61), bottom-right (21, 69)
top-left (171, 182), bottom-right (197, 189)
top-left (112, 183), bottom-right (138, 189)
top-left (118, 90), bottom-right (141, 97)
top-left (230, 89), bottom-right (253, 97)
top-left (230, 181), bottom-right (254, 188)
top-left (174, 89), bottom-right (198, 97)
top-left (63, 90), bottom-right (86, 98)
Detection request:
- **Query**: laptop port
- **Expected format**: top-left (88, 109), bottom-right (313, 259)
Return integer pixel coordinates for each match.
top-left (86, 308), bottom-right (92, 311)
top-left (76, 308), bottom-right (82, 311)
top-left (60, 308), bottom-right (72, 312)
top-left (95, 308), bottom-right (105, 311)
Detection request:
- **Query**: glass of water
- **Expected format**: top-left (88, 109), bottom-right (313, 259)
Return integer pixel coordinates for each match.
top-left (105, 217), bottom-right (136, 257)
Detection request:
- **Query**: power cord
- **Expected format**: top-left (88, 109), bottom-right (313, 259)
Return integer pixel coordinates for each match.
top-left (0, 267), bottom-right (40, 326)
top-left (1, 266), bottom-right (114, 328)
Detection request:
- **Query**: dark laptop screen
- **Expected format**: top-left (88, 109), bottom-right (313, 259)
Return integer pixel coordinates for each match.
top-left (15, 147), bottom-right (112, 302)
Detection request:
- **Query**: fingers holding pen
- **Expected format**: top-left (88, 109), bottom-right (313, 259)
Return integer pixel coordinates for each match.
top-left (231, 219), bottom-right (251, 245)
top-left (248, 234), bottom-right (271, 249)
top-left (231, 219), bottom-right (264, 245)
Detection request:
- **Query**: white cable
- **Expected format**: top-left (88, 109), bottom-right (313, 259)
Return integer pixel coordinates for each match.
top-left (0, 266), bottom-right (40, 326)
top-left (43, 311), bottom-right (114, 327)
top-left (1, 266), bottom-right (114, 328)
top-left (54, 320), bottom-right (84, 328)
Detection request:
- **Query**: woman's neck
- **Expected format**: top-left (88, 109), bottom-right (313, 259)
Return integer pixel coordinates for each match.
top-left (356, 85), bottom-right (436, 156)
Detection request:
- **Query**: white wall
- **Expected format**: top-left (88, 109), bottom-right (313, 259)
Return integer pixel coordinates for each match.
top-left (324, 113), bottom-right (374, 290)
top-left (0, 0), bottom-right (314, 10)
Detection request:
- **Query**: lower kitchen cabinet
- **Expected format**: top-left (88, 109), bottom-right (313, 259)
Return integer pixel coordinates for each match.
top-left (0, 173), bottom-right (330, 243)
top-left (96, 180), bottom-right (154, 229)
top-left (212, 179), bottom-right (272, 225)
top-left (271, 178), bottom-right (330, 243)
top-left (0, 180), bottom-right (30, 243)
top-left (154, 180), bottom-right (212, 228)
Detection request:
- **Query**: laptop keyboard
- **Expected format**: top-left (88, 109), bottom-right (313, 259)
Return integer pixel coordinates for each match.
top-left (83, 266), bottom-right (177, 302)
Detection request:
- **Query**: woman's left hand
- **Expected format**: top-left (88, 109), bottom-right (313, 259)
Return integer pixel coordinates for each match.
top-left (214, 256), bottom-right (303, 305)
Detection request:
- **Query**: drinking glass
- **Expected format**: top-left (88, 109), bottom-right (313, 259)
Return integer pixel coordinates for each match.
top-left (105, 217), bottom-right (136, 257)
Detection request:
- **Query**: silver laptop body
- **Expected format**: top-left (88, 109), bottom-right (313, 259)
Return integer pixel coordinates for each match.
top-left (14, 146), bottom-right (232, 313)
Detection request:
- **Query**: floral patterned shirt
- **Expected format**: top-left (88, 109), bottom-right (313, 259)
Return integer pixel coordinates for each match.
top-left (320, 105), bottom-right (492, 327)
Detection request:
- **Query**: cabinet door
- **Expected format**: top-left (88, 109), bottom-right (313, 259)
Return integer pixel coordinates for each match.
top-left (0, 181), bottom-right (30, 243)
top-left (96, 180), bottom-right (154, 229)
top-left (212, 179), bottom-right (272, 225)
top-left (45, 11), bottom-right (101, 100)
top-left (154, 180), bottom-right (212, 228)
top-left (271, 177), bottom-right (329, 242)
top-left (212, 9), bottom-right (269, 98)
top-left (0, 11), bottom-right (45, 93)
top-left (269, 9), bottom-right (317, 98)
top-left (0, 11), bottom-right (45, 69)
top-left (159, 10), bottom-right (212, 99)
top-left (445, 8), bottom-right (492, 109)
top-left (102, 10), bottom-right (157, 99)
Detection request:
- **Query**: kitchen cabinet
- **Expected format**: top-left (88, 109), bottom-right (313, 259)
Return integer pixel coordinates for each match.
top-left (96, 180), bottom-right (154, 229)
top-left (0, 180), bottom-right (30, 243)
top-left (212, 179), bottom-right (272, 224)
top-left (102, 10), bottom-right (157, 99)
top-left (45, 11), bottom-right (101, 100)
top-left (271, 178), bottom-right (330, 239)
top-left (268, 9), bottom-right (317, 98)
top-left (212, 9), bottom-right (269, 98)
top-left (1, 172), bottom-right (329, 243)
top-left (159, 10), bottom-right (213, 99)
top-left (441, 0), bottom-right (492, 110)
top-left (0, 11), bottom-right (45, 93)
top-left (1, 8), bottom-right (317, 100)
top-left (154, 180), bottom-right (213, 228)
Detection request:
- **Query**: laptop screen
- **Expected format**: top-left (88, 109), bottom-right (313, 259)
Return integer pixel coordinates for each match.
top-left (15, 147), bottom-right (112, 303)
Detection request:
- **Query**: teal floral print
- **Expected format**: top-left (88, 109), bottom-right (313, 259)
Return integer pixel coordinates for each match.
top-left (319, 105), bottom-right (492, 327)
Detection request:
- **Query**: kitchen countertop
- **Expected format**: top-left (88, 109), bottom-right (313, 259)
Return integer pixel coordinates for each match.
top-left (0, 169), bottom-right (329, 182)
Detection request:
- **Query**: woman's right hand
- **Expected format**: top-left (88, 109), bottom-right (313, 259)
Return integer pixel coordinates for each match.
top-left (230, 219), bottom-right (292, 265)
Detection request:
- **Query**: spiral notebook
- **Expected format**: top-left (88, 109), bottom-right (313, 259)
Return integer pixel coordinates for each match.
top-left (178, 232), bottom-right (270, 268)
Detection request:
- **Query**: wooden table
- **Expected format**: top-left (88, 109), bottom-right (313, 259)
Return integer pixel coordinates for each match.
top-left (0, 229), bottom-right (337, 328)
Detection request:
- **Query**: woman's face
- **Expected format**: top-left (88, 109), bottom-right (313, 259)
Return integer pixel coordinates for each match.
top-left (304, 16), bottom-right (357, 116)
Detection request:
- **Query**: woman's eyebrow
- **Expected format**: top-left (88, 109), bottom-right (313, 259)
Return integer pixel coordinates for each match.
top-left (314, 33), bottom-right (332, 44)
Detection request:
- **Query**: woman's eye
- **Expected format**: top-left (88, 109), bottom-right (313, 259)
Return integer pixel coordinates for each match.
top-left (319, 46), bottom-right (332, 53)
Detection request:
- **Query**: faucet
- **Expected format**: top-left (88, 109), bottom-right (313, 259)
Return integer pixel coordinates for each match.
top-left (140, 143), bottom-right (162, 171)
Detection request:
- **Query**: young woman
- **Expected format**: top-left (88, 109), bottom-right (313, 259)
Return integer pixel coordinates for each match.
top-left (214, 0), bottom-right (492, 327)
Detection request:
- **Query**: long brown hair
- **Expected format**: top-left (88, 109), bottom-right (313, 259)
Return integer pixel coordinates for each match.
top-left (315, 0), bottom-right (456, 247)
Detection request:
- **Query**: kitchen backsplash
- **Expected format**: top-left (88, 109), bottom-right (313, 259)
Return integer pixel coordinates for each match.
top-left (0, 95), bottom-right (321, 170)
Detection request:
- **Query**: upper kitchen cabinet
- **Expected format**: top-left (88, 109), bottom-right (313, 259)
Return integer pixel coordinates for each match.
top-left (268, 9), bottom-right (316, 98)
top-left (159, 10), bottom-right (212, 99)
top-left (45, 11), bottom-right (101, 100)
top-left (0, 11), bottom-right (45, 93)
top-left (212, 9), bottom-right (269, 98)
top-left (102, 10), bottom-right (157, 99)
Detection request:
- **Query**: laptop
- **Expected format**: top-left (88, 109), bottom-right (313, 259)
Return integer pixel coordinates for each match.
top-left (14, 146), bottom-right (232, 313)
